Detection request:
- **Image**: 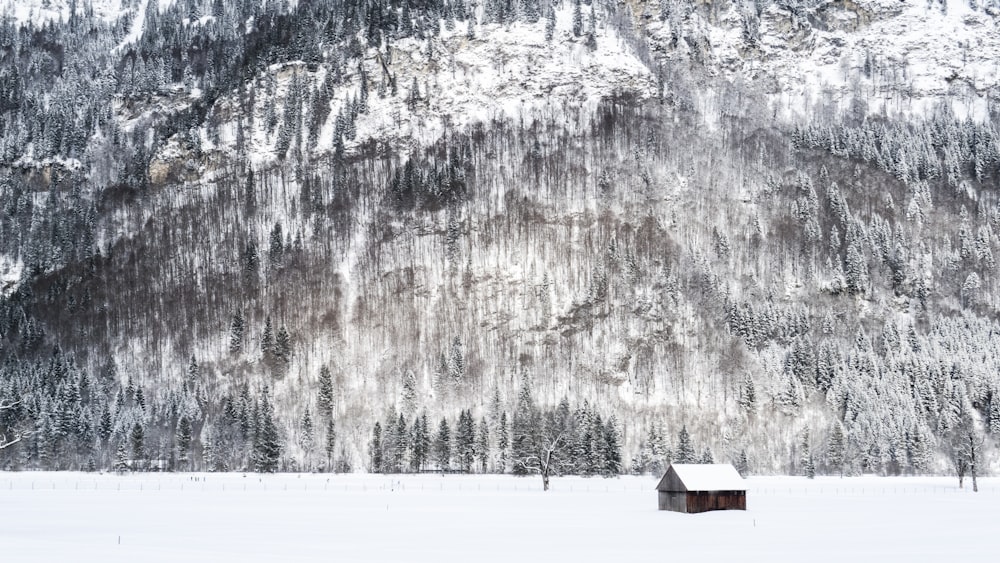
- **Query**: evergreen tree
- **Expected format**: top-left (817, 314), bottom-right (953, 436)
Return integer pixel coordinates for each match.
top-left (736, 448), bottom-right (750, 477)
top-left (585, 3), bottom-right (597, 50)
top-left (497, 412), bottom-right (509, 473)
top-left (299, 409), bottom-right (315, 468)
top-left (274, 326), bottom-right (292, 370)
top-left (510, 384), bottom-right (538, 475)
top-left (827, 422), bottom-right (846, 476)
top-left (130, 422), bottom-right (145, 469)
top-left (433, 418), bottom-right (452, 471)
top-left (476, 417), bottom-right (490, 473)
top-left (370, 421), bottom-right (384, 473)
top-left (844, 241), bottom-right (869, 294)
top-left (545, 6), bottom-right (556, 42)
top-left (572, 0), bottom-right (584, 37)
top-left (799, 429), bottom-right (815, 478)
top-left (325, 417), bottom-right (337, 472)
top-left (261, 317), bottom-right (275, 364)
top-left (229, 310), bottom-right (245, 354)
top-left (135, 387), bottom-right (146, 412)
top-left (401, 370), bottom-right (418, 417)
top-left (411, 413), bottom-right (431, 472)
top-left (97, 406), bottom-right (113, 444)
top-left (676, 425), bottom-right (696, 463)
top-left (448, 337), bottom-right (465, 389)
top-left (456, 409), bottom-right (476, 472)
top-left (114, 442), bottom-right (130, 473)
top-left (176, 415), bottom-right (193, 470)
top-left (253, 388), bottom-right (282, 473)
top-left (393, 413), bottom-right (409, 472)
top-left (603, 416), bottom-right (622, 477)
top-left (268, 223), bottom-right (284, 267)
top-left (243, 240), bottom-right (259, 277)
top-left (186, 356), bottom-right (199, 388)
top-left (989, 393), bottom-right (1000, 435)
top-left (318, 367), bottom-right (334, 420)
top-left (737, 373), bottom-right (756, 415)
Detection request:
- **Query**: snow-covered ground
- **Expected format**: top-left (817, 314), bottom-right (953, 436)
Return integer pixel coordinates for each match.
top-left (1, 473), bottom-right (997, 562)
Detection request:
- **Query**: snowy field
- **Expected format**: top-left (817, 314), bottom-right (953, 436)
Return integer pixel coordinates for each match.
top-left (2, 473), bottom-right (998, 562)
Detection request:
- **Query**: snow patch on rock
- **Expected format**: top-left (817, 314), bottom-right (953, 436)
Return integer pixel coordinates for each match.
top-left (0, 254), bottom-right (23, 298)
top-left (203, 7), bottom-right (655, 168)
top-left (648, 0), bottom-right (1000, 122)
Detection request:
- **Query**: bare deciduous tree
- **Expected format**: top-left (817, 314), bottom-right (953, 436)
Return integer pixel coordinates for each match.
top-left (511, 429), bottom-right (575, 492)
top-left (0, 400), bottom-right (24, 450)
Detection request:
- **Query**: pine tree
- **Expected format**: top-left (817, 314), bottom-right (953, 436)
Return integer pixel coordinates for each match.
top-left (497, 411), bottom-right (509, 473)
top-left (603, 416), bottom-right (622, 477)
top-left (274, 326), bottom-right (292, 369)
top-left (736, 448), bottom-right (750, 477)
top-left (229, 310), bottom-right (245, 353)
top-left (299, 409), bottom-right (315, 468)
top-left (176, 415), bottom-right (193, 470)
top-left (130, 422), bottom-right (145, 469)
top-left (411, 413), bottom-right (431, 472)
top-left (394, 413), bottom-right (409, 473)
top-left (243, 240), bottom-right (259, 278)
top-left (799, 429), bottom-right (814, 477)
top-left (202, 430), bottom-right (217, 472)
top-left (324, 417), bottom-right (337, 472)
top-left (737, 373), bottom-right (756, 415)
top-left (572, 0), bottom-right (584, 37)
top-left (448, 337), bottom-right (465, 389)
top-left (401, 370), bottom-right (418, 416)
top-left (370, 421), bottom-right (384, 473)
top-left (585, 3), bottom-right (597, 50)
top-left (827, 422), bottom-right (846, 476)
top-left (844, 241), bottom-right (869, 294)
top-left (318, 367), bottom-right (334, 420)
top-left (97, 406), bottom-right (113, 444)
top-left (433, 417), bottom-right (452, 471)
top-left (268, 223), bottom-right (284, 267)
top-left (699, 447), bottom-right (714, 464)
top-left (186, 356), bottom-right (199, 388)
top-left (511, 384), bottom-right (538, 475)
top-left (989, 393), bottom-right (1000, 435)
top-left (677, 425), bottom-right (696, 463)
top-left (456, 409), bottom-right (476, 472)
top-left (545, 6), bottom-right (556, 42)
top-left (114, 442), bottom-right (130, 473)
top-left (253, 388), bottom-right (281, 473)
top-left (476, 417), bottom-right (490, 473)
top-left (261, 317), bottom-right (274, 364)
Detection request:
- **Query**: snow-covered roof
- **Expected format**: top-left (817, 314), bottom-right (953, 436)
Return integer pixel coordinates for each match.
top-left (657, 464), bottom-right (746, 492)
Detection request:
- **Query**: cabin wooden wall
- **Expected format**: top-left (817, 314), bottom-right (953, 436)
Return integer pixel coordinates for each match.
top-left (684, 491), bottom-right (746, 513)
top-left (658, 491), bottom-right (686, 512)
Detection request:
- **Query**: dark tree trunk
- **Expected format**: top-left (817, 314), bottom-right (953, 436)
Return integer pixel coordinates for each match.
top-left (542, 449), bottom-right (552, 491)
top-left (968, 434), bottom-right (978, 493)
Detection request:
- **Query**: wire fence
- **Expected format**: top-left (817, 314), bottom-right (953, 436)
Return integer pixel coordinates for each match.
top-left (2, 475), bottom-right (997, 495)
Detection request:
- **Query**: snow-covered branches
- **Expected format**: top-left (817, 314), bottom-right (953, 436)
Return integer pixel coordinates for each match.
top-left (0, 399), bottom-right (24, 450)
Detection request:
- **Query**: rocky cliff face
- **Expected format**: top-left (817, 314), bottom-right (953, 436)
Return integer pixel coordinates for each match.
top-left (645, 0), bottom-right (1000, 121)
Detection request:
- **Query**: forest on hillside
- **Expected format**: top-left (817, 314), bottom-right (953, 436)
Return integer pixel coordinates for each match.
top-left (1, 0), bottom-right (999, 481)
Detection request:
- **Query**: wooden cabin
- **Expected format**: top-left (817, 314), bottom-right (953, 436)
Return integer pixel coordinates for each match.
top-left (656, 463), bottom-right (747, 513)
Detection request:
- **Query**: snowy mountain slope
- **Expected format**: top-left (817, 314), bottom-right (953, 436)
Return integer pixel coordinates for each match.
top-left (646, 0), bottom-right (1000, 121)
top-left (2, 0), bottom-right (126, 23)
top-left (0, 0), bottom-right (181, 24)
top-left (3, 0), bottom-right (1000, 477)
top-left (194, 6), bottom-right (655, 169)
